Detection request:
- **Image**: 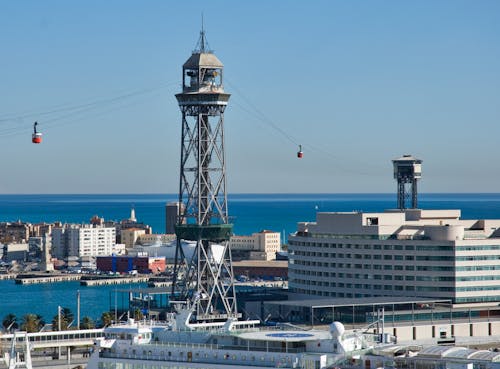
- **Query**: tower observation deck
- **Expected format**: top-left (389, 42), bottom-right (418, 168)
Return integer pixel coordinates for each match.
top-left (392, 155), bottom-right (422, 210)
top-left (171, 29), bottom-right (238, 322)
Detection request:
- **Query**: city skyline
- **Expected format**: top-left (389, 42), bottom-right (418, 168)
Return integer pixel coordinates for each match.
top-left (0, 1), bottom-right (499, 194)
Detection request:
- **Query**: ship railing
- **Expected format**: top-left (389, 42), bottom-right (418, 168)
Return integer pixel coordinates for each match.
top-left (229, 323), bottom-right (308, 333)
top-left (150, 341), bottom-right (306, 353)
top-left (99, 340), bottom-right (306, 358)
top-left (108, 320), bottom-right (172, 328)
top-left (100, 352), bottom-right (300, 368)
top-left (99, 345), bottom-right (306, 368)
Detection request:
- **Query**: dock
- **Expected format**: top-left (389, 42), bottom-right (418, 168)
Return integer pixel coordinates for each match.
top-left (80, 276), bottom-right (149, 286)
top-left (0, 273), bottom-right (15, 280)
top-left (15, 273), bottom-right (81, 285)
top-left (147, 276), bottom-right (173, 287)
top-left (12, 273), bottom-right (149, 286)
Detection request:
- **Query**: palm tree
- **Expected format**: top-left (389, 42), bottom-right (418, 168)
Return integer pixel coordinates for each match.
top-left (100, 312), bottom-right (114, 327)
top-left (80, 316), bottom-right (95, 329)
top-left (21, 314), bottom-right (43, 333)
top-left (2, 313), bottom-right (18, 332)
top-left (51, 307), bottom-right (74, 331)
top-left (133, 308), bottom-right (144, 321)
top-left (61, 307), bottom-right (74, 324)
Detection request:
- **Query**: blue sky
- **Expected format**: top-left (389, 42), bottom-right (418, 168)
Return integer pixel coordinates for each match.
top-left (0, 1), bottom-right (499, 194)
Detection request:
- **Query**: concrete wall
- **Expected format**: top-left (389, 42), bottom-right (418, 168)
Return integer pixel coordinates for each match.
top-left (388, 320), bottom-right (500, 343)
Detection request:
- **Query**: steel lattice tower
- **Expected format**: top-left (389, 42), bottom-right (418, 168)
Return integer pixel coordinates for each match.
top-left (171, 29), bottom-right (238, 322)
top-left (392, 155), bottom-right (422, 210)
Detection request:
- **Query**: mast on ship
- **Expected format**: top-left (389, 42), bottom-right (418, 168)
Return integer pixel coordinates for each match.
top-left (171, 25), bottom-right (239, 322)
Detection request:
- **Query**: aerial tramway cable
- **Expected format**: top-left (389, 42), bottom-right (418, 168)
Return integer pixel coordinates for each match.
top-left (226, 78), bottom-right (385, 176)
top-left (0, 81), bottom-right (177, 139)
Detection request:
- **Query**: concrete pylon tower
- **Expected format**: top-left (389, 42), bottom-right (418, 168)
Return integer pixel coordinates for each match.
top-left (171, 27), bottom-right (238, 322)
top-left (392, 155), bottom-right (422, 210)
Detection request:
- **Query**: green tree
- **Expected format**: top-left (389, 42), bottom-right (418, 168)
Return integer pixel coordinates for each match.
top-left (21, 314), bottom-right (44, 333)
top-left (80, 316), bottom-right (95, 329)
top-left (51, 307), bottom-right (74, 331)
top-left (133, 308), bottom-right (144, 321)
top-left (2, 313), bottom-right (18, 332)
top-left (100, 312), bottom-right (114, 327)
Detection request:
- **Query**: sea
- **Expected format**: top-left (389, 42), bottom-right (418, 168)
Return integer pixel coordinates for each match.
top-left (2, 192), bottom-right (500, 325)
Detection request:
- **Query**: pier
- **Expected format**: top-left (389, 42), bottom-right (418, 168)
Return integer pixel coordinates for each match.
top-left (14, 273), bottom-right (81, 285)
top-left (11, 273), bottom-right (150, 286)
top-left (147, 276), bottom-right (172, 288)
top-left (80, 276), bottom-right (149, 286)
top-left (0, 274), bottom-right (15, 281)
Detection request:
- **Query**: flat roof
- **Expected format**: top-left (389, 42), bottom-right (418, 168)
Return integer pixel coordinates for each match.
top-left (232, 260), bottom-right (288, 268)
top-left (265, 296), bottom-right (450, 308)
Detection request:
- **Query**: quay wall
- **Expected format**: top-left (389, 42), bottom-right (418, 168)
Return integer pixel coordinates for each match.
top-left (80, 276), bottom-right (149, 286)
top-left (12, 273), bottom-right (149, 286)
top-left (15, 274), bottom-right (81, 284)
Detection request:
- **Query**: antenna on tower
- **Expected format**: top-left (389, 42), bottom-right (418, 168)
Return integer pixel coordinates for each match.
top-left (195, 13), bottom-right (211, 53)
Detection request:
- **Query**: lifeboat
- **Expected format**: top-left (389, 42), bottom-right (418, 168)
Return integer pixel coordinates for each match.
top-left (32, 122), bottom-right (42, 144)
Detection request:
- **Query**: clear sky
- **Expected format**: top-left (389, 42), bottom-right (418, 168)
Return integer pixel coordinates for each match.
top-left (0, 0), bottom-right (499, 194)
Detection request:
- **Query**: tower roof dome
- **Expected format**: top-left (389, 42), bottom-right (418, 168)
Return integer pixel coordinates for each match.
top-left (183, 52), bottom-right (223, 69)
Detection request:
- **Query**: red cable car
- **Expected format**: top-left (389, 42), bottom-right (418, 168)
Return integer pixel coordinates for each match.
top-left (297, 145), bottom-right (303, 158)
top-left (32, 122), bottom-right (42, 144)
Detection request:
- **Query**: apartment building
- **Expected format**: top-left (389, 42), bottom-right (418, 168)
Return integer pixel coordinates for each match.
top-left (52, 224), bottom-right (116, 259)
top-left (230, 230), bottom-right (281, 261)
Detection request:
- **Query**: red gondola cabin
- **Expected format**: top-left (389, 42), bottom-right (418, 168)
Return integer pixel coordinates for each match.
top-left (297, 145), bottom-right (303, 158)
top-left (32, 122), bottom-right (42, 144)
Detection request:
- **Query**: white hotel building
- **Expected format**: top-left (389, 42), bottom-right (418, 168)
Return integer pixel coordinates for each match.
top-left (288, 209), bottom-right (500, 304)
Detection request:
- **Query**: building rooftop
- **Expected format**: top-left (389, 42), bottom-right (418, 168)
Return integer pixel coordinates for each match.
top-left (295, 209), bottom-right (500, 241)
top-left (265, 296), bottom-right (448, 308)
top-left (232, 260), bottom-right (288, 268)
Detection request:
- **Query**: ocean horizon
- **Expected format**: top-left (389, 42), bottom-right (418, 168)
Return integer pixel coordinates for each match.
top-left (2, 192), bottom-right (500, 237)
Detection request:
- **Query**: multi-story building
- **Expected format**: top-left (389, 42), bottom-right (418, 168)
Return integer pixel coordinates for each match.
top-left (2, 242), bottom-right (29, 263)
top-left (137, 233), bottom-right (176, 245)
top-left (288, 209), bottom-right (500, 304)
top-left (121, 228), bottom-right (146, 249)
top-left (230, 230), bottom-right (281, 261)
top-left (96, 255), bottom-right (166, 274)
top-left (0, 221), bottom-right (30, 243)
top-left (52, 224), bottom-right (116, 259)
top-left (165, 202), bottom-right (185, 234)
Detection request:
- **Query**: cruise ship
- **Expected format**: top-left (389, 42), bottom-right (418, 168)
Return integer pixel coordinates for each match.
top-left (86, 307), bottom-right (385, 369)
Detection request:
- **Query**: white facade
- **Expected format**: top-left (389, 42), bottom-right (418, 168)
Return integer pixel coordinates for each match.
top-left (51, 225), bottom-right (116, 259)
top-left (230, 230), bottom-right (281, 261)
top-left (3, 242), bottom-right (29, 262)
top-left (137, 233), bottom-right (176, 245)
top-left (288, 209), bottom-right (500, 304)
